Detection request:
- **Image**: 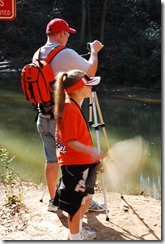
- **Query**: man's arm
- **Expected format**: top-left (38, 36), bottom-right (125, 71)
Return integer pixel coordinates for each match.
top-left (86, 40), bottom-right (104, 76)
top-left (52, 40), bottom-right (104, 76)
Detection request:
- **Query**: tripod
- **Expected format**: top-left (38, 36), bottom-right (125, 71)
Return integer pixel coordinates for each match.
top-left (88, 88), bottom-right (110, 221)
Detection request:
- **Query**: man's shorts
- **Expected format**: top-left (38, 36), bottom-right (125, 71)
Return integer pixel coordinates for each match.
top-left (37, 115), bottom-right (57, 163)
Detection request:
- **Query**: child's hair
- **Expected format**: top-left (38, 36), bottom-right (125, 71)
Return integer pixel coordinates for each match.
top-left (54, 69), bottom-right (85, 129)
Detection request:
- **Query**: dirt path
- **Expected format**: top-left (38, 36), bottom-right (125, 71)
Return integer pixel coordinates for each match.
top-left (0, 183), bottom-right (161, 241)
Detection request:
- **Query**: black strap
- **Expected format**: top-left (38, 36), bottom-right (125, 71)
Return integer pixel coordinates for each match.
top-left (70, 98), bottom-right (90, 131)
top-left (32, 102), bottom-right (55, 122)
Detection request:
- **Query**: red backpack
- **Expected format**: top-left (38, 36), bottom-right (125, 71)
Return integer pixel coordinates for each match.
top-left (21, 45), bottom-right (65, 104)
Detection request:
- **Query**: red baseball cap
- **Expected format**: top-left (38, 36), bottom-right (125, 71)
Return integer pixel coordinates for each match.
top-left (46, 18), bottom-right (76, 34)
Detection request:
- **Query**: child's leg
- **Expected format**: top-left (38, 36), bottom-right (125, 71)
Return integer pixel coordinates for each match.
top-left (79, 197), bottom-right (91, 232)
top-left (80, 196), bottom-right (91, 219)
top-left (67, 197), bottom-right (92, 240)
top-left (68, 207), bottom-right (81, 234)
top-left (67, 207), bottom-right (81, 240)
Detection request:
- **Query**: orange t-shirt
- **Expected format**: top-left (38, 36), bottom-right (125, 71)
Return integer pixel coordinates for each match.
top-left (56, 101), bottom-right (94, 166)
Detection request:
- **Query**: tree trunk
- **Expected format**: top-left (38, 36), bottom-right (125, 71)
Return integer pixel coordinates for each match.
top-left (80, 0), bottom-right (86, 45)
top-left (87, 0), bottom-right (92, 41)
top-left (101, 0), bottom-right (108, 43)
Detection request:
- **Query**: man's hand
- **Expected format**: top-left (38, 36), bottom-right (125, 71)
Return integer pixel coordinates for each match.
top-left (89, 40), bottom-right (104, 53)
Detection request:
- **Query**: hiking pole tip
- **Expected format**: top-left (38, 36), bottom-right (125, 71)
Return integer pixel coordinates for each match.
top-left (106, 216), bottom-right (109, 221)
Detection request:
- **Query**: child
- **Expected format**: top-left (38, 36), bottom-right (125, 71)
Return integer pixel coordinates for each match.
top-left (53, 69), bottom-right (103, 240)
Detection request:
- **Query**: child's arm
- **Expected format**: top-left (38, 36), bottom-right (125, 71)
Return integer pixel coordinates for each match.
top-left (67, 139), bottom-right (104, 161)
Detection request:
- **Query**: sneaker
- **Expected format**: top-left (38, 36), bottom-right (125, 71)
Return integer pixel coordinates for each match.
top-left (47, 199), bottom-right (58, 212)
top-left (67, 227), bottom-right (96, 240)
top-left (81, 227), bottom-right (96, 240)
top-left (87, 199), bottom-right (105, 212)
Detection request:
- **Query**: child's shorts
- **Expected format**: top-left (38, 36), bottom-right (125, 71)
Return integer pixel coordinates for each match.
top-left (53, 161), bottom-right (103, 219)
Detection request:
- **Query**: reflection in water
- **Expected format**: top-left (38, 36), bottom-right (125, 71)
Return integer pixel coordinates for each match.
top-left (82, 94), bottom-right (161, 200)
top-left (0, 89), bottom-right (161, 200)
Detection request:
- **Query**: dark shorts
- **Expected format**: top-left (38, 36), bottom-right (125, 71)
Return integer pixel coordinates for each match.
top-left (53, 161), bottom-right (103, 220)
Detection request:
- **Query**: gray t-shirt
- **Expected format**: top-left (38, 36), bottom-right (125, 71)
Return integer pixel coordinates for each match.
top-left (33, 41), bottom-right (90, 75)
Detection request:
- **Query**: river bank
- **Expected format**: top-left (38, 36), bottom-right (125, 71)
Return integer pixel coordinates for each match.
top-left (0, 59), bottom-right (161, 104)
top-left (0, 182), bottom-right (161, 241)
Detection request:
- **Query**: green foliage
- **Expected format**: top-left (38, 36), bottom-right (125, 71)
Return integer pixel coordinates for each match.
top-left (0, 0), bottom-right (161, 90)
top-left (0, 147), bottom-right (23, 205)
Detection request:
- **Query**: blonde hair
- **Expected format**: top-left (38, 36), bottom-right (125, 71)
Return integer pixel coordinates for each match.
top-left (54, 69), bottom-right (85, 130)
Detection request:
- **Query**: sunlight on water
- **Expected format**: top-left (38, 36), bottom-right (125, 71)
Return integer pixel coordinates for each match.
top-left (0, 91), bottom-right (46, 183)
top-left (0, 131), bottom-right (45, 183)
top-left (0, 89), bottom-right (161, 199)
top-left (82, 95), bottom-right (161, 200)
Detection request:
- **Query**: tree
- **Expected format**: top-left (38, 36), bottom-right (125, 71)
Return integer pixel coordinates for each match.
top-left (101, 0), bottom-right (108, 42)
top-left (80, 0), bottom-right (86, 45)
top-left (0, 0), bottom-right (161, 90)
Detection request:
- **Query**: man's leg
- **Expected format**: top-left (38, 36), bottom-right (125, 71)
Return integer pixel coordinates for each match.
top-left (37, 116), bottom-right (58, 211)
top-left (45, 161), bottom-right (59, 199)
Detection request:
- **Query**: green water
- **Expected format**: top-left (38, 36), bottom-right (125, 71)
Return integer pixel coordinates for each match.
top-left (0, 89), bottom-right (161, 200)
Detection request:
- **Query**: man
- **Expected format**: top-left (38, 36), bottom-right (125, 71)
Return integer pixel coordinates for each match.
top-left (33, 18), bottom-right (105, 213)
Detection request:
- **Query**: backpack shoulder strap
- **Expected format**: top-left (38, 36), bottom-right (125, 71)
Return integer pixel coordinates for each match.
top-left (31, 48), bottom-right (40, 62)
top-left (45, 45), bottom-right (65, 63)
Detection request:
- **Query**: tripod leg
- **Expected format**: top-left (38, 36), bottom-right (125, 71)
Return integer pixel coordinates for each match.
top-left (91, 92), bottom-right (101, 151)
top-left (90, 91), bottom-right (109, 221)
top-left (88, 96), bottom-right (93, 128)
top-left (100, 168), bottom-right (109, 221)
top-left (94, 91), bottom-right (123, 199)
top-left (94, 91), bottom-right (110, 150)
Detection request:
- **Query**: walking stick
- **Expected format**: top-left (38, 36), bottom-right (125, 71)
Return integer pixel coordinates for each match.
top-left (39, 186), bottom-right (47, 202)
top-left (89, 89), bottom-right (110, 221)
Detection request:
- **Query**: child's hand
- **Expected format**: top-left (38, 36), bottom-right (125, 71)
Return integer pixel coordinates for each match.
top-left (89, 147), bottom-right (105, 161)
